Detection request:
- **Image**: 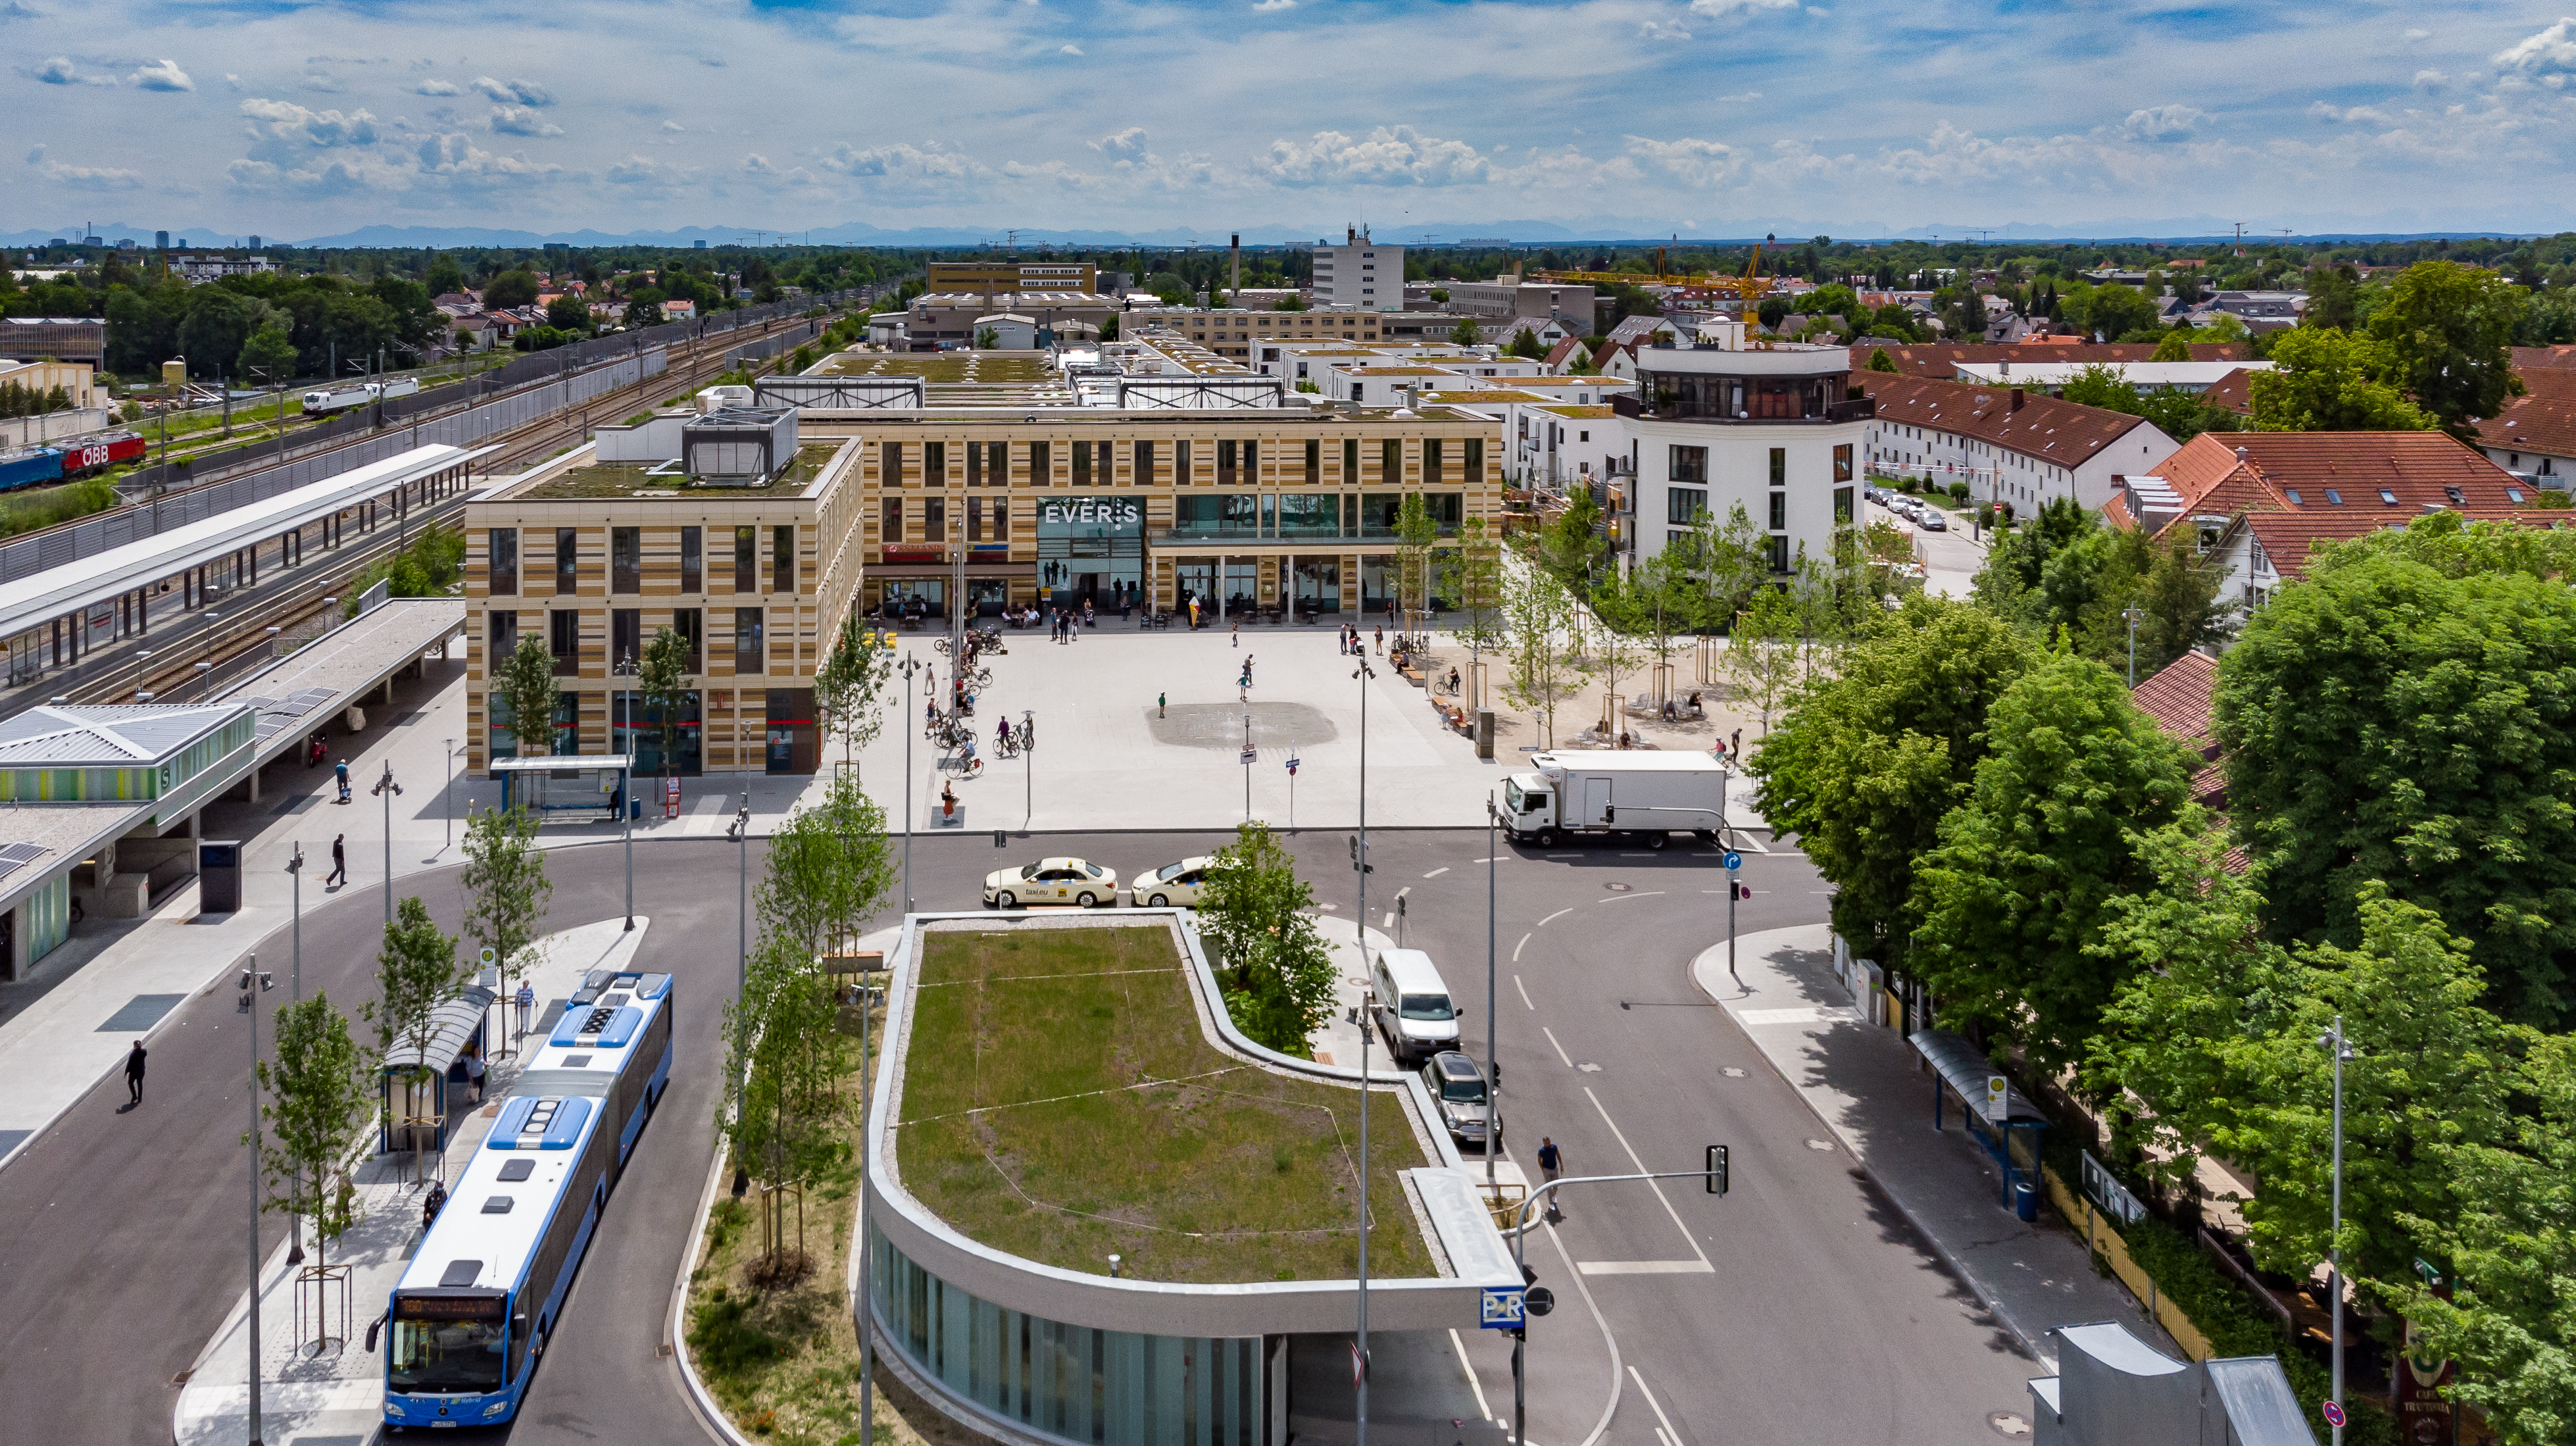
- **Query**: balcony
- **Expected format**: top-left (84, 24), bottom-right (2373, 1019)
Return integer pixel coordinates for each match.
top-left (1617, 393), bottom-right (1874, 425)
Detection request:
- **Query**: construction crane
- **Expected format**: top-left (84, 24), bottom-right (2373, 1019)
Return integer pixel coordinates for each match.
top-left (1531, 238), bottom-right (1773, 299)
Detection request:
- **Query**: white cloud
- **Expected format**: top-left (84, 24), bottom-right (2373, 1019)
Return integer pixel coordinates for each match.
top-left (489, 105), bottom-right (563, 137)
top-left (1623, 134), bottom-right (1739, 185)
top-left (1090, 126), bottom-right (1147, 160)
top-left (2309, 101), bottom-right (2391, 124)
top-left (1059, 43), bottom-right (1082, 55)
top-left (2117, 104), bottom-right (2206, 141)
top-left (660, 120), bottom-right (686, 133)
top-left (301, 72), bottom-right (345, 93)
top-left (606, 153), bottom-right (694, 188)
top-left (413, 78), bottom-right (459, 95)
top-left (413, 132), bottom-right (561, 184)
top-left (1252, 0), bottom-right (1296, 9)
top-left (471, 76), bottom-right (555, 107)
top-left (33, 55), bottom-right (76, 84)
top-left (1640, 18), bottom-right (1693, 39)
top-left (128, 58), bottom-right (192, 91)
top-left (2404, 26), bottom-right (2431, 39)
top-left (1687, 0), bottom-right (1797, 14)
top-left (241, 97), bottom-right (382, 147)
top-left (2412, 69), bottom-right (2447, 88)
top-left (1257, 126), bottom-right (1489, 186)
top-left (2496, 18), bottom-right (2576, 79)
top-left (30, 153), bottom-right (145, 190)
top-left (818, 140), bottom-right (988, 188)
top-left (741, 153), bottom-right (818, 186)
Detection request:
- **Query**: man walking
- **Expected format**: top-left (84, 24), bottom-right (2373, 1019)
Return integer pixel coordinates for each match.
top-left (1537, 1135), bottom-right (1564, 1221)
top-left (1158, 691), bottom-right (1167, 720)
top-left (334, 757), bottom-right (351, 803)
top-left (123, 1040), bottom-right (146, 1106)
top-left (327, 833), bottom-right (348, 887)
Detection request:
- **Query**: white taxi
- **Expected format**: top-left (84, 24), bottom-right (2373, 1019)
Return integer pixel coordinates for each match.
top-left (983, 857), bottom-right (1119, 909)
top-left (1133, 857), bottom-right (1214, 908)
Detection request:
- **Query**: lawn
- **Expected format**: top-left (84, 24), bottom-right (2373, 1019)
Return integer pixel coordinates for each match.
top-left (520, 443), bottom-right (838, 498)
top-left (897, 922), bottom-right (1435, 1285)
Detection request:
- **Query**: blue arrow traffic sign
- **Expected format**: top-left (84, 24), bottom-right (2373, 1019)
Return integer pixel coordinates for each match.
top-left (1722, 851), bottom-right (1743, 870)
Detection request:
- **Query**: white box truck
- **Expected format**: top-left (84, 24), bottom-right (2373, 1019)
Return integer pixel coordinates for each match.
top-left (1497, 750), bottom-right (1733, 849)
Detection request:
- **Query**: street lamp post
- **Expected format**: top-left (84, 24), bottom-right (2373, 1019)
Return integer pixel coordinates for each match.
top-left (370, 763), bottom-right (401, 924)
top-left (613, 653), bottom-right (637, 930)
top-left (726, 795), bottom-right (751, 1003)
top-left (897, 654), bottom-right (923, 912)
top-left (2320, 1016), bottom-right (2356, 1446)
top-left (1356, 980), bottom-right (1374, 1446)
top-left (240, 956), bottom-right (275, 1446)
top-left (442, 737), bottom-right (457, 853)
top-left (285, 846), bottom-right (305, 1264)
top-left (1485, 798), bottom-right (1499, 1197)
top-left (1021, 709), bottom-right (1035, 835)
top-left (1606, 801), bottom-right (1740, 982)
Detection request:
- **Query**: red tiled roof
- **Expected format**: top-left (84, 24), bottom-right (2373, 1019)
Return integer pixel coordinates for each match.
top-left (1858, 373), bottom-right (2156, 467)
top-left (2475, 395), bottom-right (2576, 462)
top-left (2150, 431), bottom-right (2523, 515)
top-left (2198, 366), bottom-right (2258, 416)
top-left (2234, 507), bottom-right (2573, 581)
top-left (1846, 341), bottom-right (2252, 381)
top-left (2100, 491), bottom-right (2137, 530)
top-left (2131, 651), bottom-right (2228, 810)
top-left (2513, 345), bottom-right (2576, 372)
top-left (2519, 369), bottom-right (2576, 402)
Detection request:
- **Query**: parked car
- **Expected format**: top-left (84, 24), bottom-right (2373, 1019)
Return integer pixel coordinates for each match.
top-left (1133, 856), bottom-right (1213, 907)
top-left (1420, 1050), bottom-right (1498, 1148)
top-left (1369, 948), bottom-right (1461, 1065)
top-left (1919, 510), bottom-right (1948, 532)
top-left (983, 857), bottom-right (1119, 909)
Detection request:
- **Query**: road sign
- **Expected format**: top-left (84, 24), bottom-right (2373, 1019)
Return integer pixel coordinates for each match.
top-left (1984, 1076), bottom-right (2010, 1123)
top-left (1350, 1341), bottom-right (1368, 1387)
top-left (1722, 851), bottom-right (1743, 870)
top-left (2321, 1402), bottom-right (2346, 1429)
top-left (1240, 748), bottom-right (1256, 764)
top-left (1285, 756), bottom-right (1300, 775)
top-left (1479, 1286), bottom-right (1526, 1329)
top-left (1523, 1285), bottom-right (1555, 1318)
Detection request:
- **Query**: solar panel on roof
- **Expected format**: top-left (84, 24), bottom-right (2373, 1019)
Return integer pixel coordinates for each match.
top-left (0, 843), bottom-right (48, 864)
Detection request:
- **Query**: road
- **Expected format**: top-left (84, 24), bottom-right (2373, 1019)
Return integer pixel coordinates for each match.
top-left (0, 824), bottom-right (2034, 1446)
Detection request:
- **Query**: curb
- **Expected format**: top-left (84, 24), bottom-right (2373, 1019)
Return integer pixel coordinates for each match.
top-left (1687, 937), bottom-right (2048, 1366)
top-left (669, 1139), bottom-right (756, 1446)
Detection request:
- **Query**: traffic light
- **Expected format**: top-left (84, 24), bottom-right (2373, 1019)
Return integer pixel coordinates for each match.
top-left (1706, 1143), bottom-right (1729, 1195)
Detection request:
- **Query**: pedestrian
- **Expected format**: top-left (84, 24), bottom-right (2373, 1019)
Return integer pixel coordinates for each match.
top-left (335, 757), bottom-right (351, 803)
top-left (1537, 1135), bottom-right (1564, 1220)
top-left (422, 1179), bottom-right (447, 1233)
top-left (124, 1040), bottom-right (146, 1105)
top-left (1231, 620), bottom-right (1240, 649)
top-left (1731, 727), bottom-right (1742, 758)
top-left (327, 833), bottom-right (347, 887)
top-left (940, 781), bottom-right (957, 820)
top-left (514, 982), bottom-right (535, 1037)
top-left (1158, 691), bottom-right (1167, 719)
top-left (463, 1049), bottom-right (486, 1104)
top-left (1243, 655), bottom-right (1254, 686)
top-left (1374, 626), bottom-right (1384, 655)
top-left (1121, 591), bottom-right (1132, 623)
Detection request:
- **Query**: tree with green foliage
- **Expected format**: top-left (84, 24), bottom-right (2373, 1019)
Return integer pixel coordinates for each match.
top-left (368, 897), bottom-right (466, 1166)
top-left (756, 774), bottom-right (895, 962)
top-left (1197, 822), bottom-right (1338, 1055)
top-left (1721, 586), bottom-right (1802, 736)
top-left (2217, 514), bottom-right (2576, 1028)
top-left (1750, 597), bottom-right (2039, 973)
top-left (495, 630), bottom-right (560, 759)
top-left (1393, 491), bottom-right (1440, 634)
top-left (1536, 483), bottom-right (1609, 586)
top-left (1506, 326), bottom-right (1547, 360)
top-left (974, 326), bottom-right (1000, 349)
top-left (1678, 499), bottom-right (1773, 628)
top-left (2059, 362), bottom-right (2144, 414)
top-left (482, 269), bottom-right (540, 310)
top-left (1502, 564), bottom-right (1587, 749)
top-left (259, 993), bottom-right (372, 1345)
top-left (638, 624), bottom-right (694, 782)
top-left (2148, 329), bottom-right (2192, 362)
top-left (425, 255), bottom-right (465, 297)
top-left (718, 932), bottom-right (850, 1277)
top-left (2303, 262), bottom-right (2362, 332)
top-left (237, 324), bottom-right (299, 386)
top-left (2248, 328), bottom-right (2435, 432)
top-left (544, 293), bottom-right (592, 335)
top-left (814, 611), bottom-right (893, 775)
top-left (1449, 316), bottom-right (1482, 347)
top-left (1866, 347), bottom-right (1899, 373)
top-left (2365, 260), bottom-right (2527, 438)
top-left (460, 803), bottom-right (551, 1047)
top-left (1909, 655), bottom-right (2197, 1070)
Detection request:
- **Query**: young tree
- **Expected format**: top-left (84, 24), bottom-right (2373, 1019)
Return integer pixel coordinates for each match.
top-left (1908, 655), bottom-right (2198, 1071)
top-left (494, 630), bottom-right (560, 759)
top-left (237, 325), bottom-right (299, 386)
top-left (814, 611), bottom-right (895, 774)
top-left (257, 993), bottom-right (372, 1342)
top-left (1586, 570), bottom-right (1646, 740)
top-left (1866, 346), bottom-right (1900, 373)
top-left (718, 933), bottom-right (851, 1279)
top-left (1536, 484), bottom-right (1608, 587)
top-left (1451, 517), bottom-right (1508, 697)
top-left (368, 897), bottom-right (466, 1166)
top-left (755, 774), bottom-right (895, 962)
top-left (1449, 316), bottom-right (1482, 347)
top-left (1197, 822), bottom-right (1338, 1055)
top-left (638, 624), bottom-right (694, 785)
top-left (1749, 596), bottom-right (2039, 973)
top-left (1393, 491), bottom-right (1440, 637)
top-left (460, 804), bottom-right (552, 1044)
top-left (1502, 566), bottom-right (1588, 749)
top-left (1683, 501), bottom-right (1771, 628)
top-left (1720, 587), bottom-right (1801, 735)
top-left (2148, 329), bottom-right (2192, 362)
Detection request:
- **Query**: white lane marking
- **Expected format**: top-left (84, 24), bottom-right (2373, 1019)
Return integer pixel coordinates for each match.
top-left (1423, 867), bottom-right (1450, 878)
top-left (1542, 1026), bottom-right (1573, 1067)
top-left (1383, 912), bottom-right (1395, 927)
top-left (1395, 885), bottom-right (1412, 899)
top-left (1577, 1260), bottom-right (1716, 1276)
top-left (1656, 1428), bottom-right (1680, 1446)
top-left (1514, 974), bottom-right (1535, 1011)
top-left (1631, 1366), bottom-right (1687, 1446)
top-left (1472, 857), bottom-right (1497, 863)
top-left (1583, 1086), bottom-right (1712, 1266)
top-left (1513, 932), bottom-right (1531, 962)
top-left (1595, 890), bottom-right (1666, 903)
top-left (1545, 1217), bottom-right (1627, 1446)
top-left (1450, 1328), bottom-right (1494, 1422)
top-left (1538, 907), bottom-right (1573, 928)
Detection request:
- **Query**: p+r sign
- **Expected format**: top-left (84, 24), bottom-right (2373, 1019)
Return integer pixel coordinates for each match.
top-left (1479, 1286), bottom-right (1526, 1329)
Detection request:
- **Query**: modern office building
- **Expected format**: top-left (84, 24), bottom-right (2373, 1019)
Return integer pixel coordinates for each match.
top-left (928, 260), bottom-right (1101, 296)
top-left (1311, 229), bottom-right (1403, 312)
top-left (864, 911), bottom-right (1522, 1446)
top-left (1443, 277), bottom-right (1598, 332)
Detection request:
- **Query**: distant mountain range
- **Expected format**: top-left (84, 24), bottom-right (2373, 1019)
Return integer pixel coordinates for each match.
top-left (4, 216), bottom-right (2559, 253)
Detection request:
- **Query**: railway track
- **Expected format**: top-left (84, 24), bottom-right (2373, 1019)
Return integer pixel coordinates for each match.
top-left (50, 308), bottom-right (845, 709)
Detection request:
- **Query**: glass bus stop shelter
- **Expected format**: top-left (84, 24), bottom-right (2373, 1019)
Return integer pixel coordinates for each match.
top-left (1913, 1026), bottom-right (2051, 1211)
top-left (491, 755), bottom-right (633, 822)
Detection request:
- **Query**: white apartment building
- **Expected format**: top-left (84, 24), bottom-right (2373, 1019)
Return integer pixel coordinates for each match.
top-left (1862, 374), bottom-right (2181, 511)
top-left (1623, 340), bottom-right (1872, 577)
top-left (1445, 277), bottom-right (1598, 330)
top-left (1312, 229), bottom-right (1403, 312)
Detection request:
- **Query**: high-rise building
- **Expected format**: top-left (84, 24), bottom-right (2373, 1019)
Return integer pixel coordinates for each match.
top-left (247, 235), bottom-right (261, 249)
top-left (155, 230), bottom-right (169, 250)
top-left (1311, 228), bottom-right (1403, 312)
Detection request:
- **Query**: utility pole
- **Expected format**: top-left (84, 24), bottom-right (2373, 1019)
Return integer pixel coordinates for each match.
top-left (2320, 1017), bottom-right (2355, 1446)
top-left (372, 763), bottom-right (401, 924)
top-left (240, 957), bottom-right (275, 1446)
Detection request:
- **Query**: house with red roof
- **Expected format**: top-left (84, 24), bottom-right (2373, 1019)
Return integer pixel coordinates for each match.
top-left (1860, 372), bottom-right (2182, 511)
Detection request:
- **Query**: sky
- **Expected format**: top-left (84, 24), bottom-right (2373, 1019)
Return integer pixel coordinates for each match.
top-left (5, 0), bottom-right (2575, 243)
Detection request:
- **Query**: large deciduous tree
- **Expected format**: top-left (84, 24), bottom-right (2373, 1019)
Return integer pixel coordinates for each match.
top-left (2365, 260), bottom-right (2527, 439)
top-left (1909, 655), bottom-right (2197, 1070)
top-left (2247, 327), bottom-right (2435, 432)
top-left (1749, 597), bottom-right (2038, 974)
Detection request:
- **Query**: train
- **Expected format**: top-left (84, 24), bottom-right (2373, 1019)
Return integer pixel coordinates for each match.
top-left (302, 376), bottom-right (421, 416)
top-left (0, 430), bottom-right (149, 491)
top-left (382, 966), bottom-right (674, 1430)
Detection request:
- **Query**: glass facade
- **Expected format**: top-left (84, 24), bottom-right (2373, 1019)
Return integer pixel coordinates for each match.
top-left (869, 1225), bottom-right (1262, 1446)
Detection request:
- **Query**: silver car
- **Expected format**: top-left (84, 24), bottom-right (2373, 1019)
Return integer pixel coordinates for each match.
top-left (1421, 1051), bottom-right (1497, 1148)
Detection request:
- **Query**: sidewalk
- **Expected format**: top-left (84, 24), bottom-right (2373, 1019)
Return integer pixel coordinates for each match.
top-left (0, 661), bottom-right (815, 1175)
top-left (172, 917), bottom-right (651, 1446)
top-left (1692, 922), bottom-right (2175, 1372)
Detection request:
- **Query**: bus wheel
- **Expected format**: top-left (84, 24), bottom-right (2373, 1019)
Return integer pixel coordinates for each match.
top-left (1646, 832), bottom-right (1669, 850)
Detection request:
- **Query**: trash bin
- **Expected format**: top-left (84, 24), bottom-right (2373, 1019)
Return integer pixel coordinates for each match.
top-left (2014, 1180), bottom-right (2039, 1222)
top-left (630, 797), bottom-right (642, 822)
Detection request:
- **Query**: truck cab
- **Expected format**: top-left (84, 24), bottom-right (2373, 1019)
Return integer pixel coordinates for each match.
top-left (1501, 773), bottom-right (1558, 840)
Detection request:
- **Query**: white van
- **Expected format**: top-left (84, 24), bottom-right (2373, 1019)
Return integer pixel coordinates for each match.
top-left (1369, 948), bottom-right (1460, 1066)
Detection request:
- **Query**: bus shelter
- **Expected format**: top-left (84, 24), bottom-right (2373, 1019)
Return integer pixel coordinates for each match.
top-left (1912, 1027), bottom-right (2050, 1212)
top-left (491, 755), bottom-right (632, 822)
top-left (378, 983), bottom-right (497, 1155)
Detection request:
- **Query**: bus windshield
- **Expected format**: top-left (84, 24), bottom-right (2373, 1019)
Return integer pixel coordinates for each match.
top-left (388, 1295), bottom-right (508, 1394)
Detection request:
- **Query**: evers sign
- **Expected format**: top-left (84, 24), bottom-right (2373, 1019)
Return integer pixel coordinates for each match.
top-left (1038, 498), bottom-right (1142, 529)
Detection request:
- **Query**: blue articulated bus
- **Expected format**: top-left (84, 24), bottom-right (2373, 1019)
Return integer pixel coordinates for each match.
top-left (383, 969), bottom-right (674, 1430)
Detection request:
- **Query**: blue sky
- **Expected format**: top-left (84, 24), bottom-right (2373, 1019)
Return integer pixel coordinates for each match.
top-left (7, 0), bottom-right (2575, 241)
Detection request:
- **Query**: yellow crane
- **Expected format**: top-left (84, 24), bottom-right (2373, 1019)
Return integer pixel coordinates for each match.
top-left (1530, 240), bottom-right (1773, 299)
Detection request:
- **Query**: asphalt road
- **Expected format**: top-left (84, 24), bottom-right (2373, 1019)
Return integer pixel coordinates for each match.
top-left (0, 822), bottom-right (2035, 1446)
